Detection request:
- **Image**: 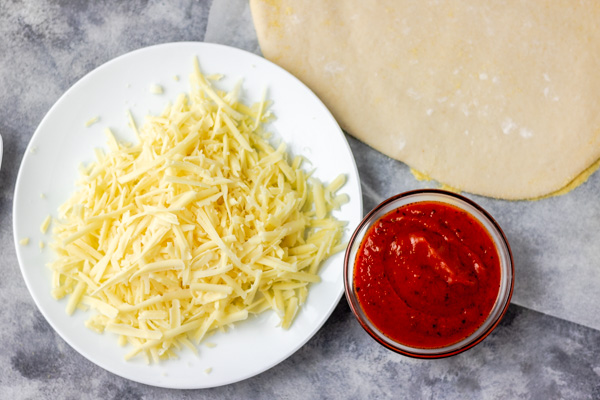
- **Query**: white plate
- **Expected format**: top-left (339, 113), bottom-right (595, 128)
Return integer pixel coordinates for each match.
top-left (13, 42), bottom-right (362, 389)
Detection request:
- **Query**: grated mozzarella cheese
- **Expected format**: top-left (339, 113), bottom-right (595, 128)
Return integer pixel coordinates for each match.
top-left (48, 57), bottom-right (348, 363)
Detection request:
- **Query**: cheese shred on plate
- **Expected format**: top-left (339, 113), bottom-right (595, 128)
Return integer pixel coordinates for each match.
top-left (48, 58), bottom-right (349, 364)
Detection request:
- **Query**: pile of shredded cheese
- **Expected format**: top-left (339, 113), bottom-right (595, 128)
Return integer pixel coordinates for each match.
top-left (48, 58), bottom-right (348, 363)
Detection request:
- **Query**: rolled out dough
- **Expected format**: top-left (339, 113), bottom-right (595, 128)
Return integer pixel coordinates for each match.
top-left (250, 0), bottom-right (600, 200)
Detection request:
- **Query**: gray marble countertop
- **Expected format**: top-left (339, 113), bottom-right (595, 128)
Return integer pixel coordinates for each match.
top-left (1, 1), bottom-right (599, 398)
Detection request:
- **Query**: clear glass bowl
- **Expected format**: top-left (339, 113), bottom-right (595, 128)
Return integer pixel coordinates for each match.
top-left (344, 189), bottom-right (514, 358)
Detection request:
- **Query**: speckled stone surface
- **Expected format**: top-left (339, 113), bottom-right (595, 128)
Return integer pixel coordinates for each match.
top-left (1, 1), bottom-right (600, 398)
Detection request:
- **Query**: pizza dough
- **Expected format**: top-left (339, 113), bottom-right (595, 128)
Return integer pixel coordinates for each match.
top-left (250, 0), bottom-right (600, 200)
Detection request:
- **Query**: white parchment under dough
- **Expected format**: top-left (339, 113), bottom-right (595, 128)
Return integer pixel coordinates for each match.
top-left (250, 0), bottom-right (600, 200)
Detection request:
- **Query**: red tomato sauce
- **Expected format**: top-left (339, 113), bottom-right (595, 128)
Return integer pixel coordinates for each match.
top-left (354, 201), bottom-right (501, 349)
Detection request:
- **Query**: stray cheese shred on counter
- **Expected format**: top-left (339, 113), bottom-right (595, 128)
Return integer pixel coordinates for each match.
top-left (48, 58), bottom-right (349, 364)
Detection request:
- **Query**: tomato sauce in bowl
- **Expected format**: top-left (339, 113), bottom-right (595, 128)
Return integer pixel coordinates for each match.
top-left (344, 190), bottom-right (513, 358)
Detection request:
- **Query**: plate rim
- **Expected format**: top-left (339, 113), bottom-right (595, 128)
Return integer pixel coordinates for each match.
top-left (12, 41), bottom-right (363, 389)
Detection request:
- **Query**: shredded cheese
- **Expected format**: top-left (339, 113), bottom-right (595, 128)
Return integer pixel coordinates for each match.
top-left (85, 116), bottom-right (100, 127)
top-left (150, 84), bottom-right (164, 94)
top-left (48, 57), bottom-right (348, 363)
top-left (40, 215), bottom-right (52, 234)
